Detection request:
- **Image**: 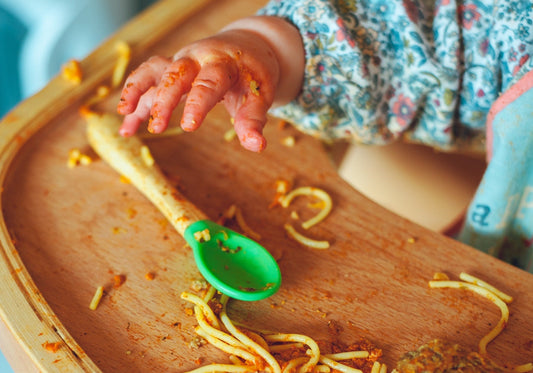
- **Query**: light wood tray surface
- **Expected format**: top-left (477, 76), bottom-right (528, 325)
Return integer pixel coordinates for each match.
top-left (1, 0), bottom-right (532, 372)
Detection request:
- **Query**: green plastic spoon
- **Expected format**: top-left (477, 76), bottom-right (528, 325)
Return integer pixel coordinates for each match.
top-left (86, 113), bottom-right (281, 301)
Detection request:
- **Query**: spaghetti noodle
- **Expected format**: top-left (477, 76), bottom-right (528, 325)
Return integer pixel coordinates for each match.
top-left (279, 187), bottom-right (332, 229)
top-left (429, 279), bottom-right (509, 355)
top-left (429, 272), bottom-right (532, 372)
top-left (218, 204), bottom-right (261, 241)
top-left (283, 224), bottom-right (330, 249)
top-left (112, 40), bottom-right (131, 88)
top-left (274, 184), bottom-right (333, 249)
top-left (181, 287), bottom-right (384, 373)
top-left (458, 272), bottom-right (513, 303)
top-left (234, 207), bottom-right (261, 241)
top-left (89, 286), bottom-right (104, 310)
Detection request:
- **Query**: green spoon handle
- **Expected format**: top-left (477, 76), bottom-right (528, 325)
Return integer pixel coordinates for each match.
top-left (86, 113), bottom-right (208, 236)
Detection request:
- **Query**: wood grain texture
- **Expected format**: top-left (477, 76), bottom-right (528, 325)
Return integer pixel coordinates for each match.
top-left (1, 0), bottom-right (532, 372)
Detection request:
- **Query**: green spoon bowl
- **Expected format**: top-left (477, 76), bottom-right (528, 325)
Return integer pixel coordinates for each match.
top-left (185, 220), bottom-right (281, 301)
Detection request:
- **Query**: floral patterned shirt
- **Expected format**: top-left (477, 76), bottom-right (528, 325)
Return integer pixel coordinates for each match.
top-left (258, 0), bottom-right (533, 153)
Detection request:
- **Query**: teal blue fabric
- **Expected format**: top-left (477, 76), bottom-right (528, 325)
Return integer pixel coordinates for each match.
top-left (458, 81), bottom-right (533, 272)
top-left (0, 350), bottom-right (13, 373)
top-left (0, 6), bottom-right (26, 118)
top-left (0, 0), bottom-right (156, 119)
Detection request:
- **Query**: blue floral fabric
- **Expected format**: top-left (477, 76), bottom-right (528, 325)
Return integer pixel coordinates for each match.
top-left (258, 0), bottom-right (533, 152)
top-left (258, 0), bottom-right (533, 272)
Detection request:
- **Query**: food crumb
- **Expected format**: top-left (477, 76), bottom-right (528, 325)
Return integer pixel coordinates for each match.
top-left (193, 228), bottom-right (211, 243)
top-left (145, 272), bottom-right (155, 281)
top-left (127, 208), bottom-right (137, 219)
top-left (270, 301), bottom-right (285, 309)
top-left (67, 148), bottom-right (92, 168)
top-left (79, 154), bottom-right (92, 165)
top-left (407, 237), bottom-right (418, 244)
top-left (432, 272), bottom-right (449, 281)
top-left (96, 85), bottom-right (110, 97)
top-left (156, 218), bottom-right (168, 229)
top-left (120, 175), bottom-right (131, 184)
top-left (275, 179), bottom-right (291, 194)
top-left (188, 336), bottom-right (206, 349)
top-left (140, 145), bottom-right (155, 167)
top-left (249, 80), bottom-right (260, 96)
top-left (67, 149), bottom-right (81, 168)
top-left (112, 227), bottom-right (126, 234)
top-left (281, 136), bottom-right (296, 147)
top-left (42, 342), bottom-right (61, 353)
top-left (184, 307), bottom-right (194, 316)
top-left (89, 286), bottom-right (104, 310)
top-left (224, 128), bottom-right (237, 142)
top-left (190, 279), bottom-right (208, 292)
top-left (113, 274), bottom-right (126, 288)
top-left (61, 59), bottom-right (82, 84)
top-left (269, 179), bottom-right (292, 208)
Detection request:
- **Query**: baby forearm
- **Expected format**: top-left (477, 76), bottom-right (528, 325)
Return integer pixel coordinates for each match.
top-left (221, 16), bottom-right (305, 107)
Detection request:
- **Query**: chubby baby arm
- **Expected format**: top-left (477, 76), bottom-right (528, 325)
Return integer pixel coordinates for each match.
top-left (117, 15), bottom-right (304, 152)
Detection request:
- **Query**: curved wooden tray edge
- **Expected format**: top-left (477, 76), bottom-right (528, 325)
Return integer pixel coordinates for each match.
top-left (0, 0), bottom-right (214, 371)
top-left (0, 230), bottom-right (100, 372)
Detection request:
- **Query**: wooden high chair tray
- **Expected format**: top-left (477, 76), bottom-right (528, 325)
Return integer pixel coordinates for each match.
top-left (0, 0), bottom-right (532, 372)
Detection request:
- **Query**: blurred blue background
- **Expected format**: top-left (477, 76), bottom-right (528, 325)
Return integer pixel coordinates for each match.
top-left (0, 350), bottom-right (11, 373)
top-left (0, 0), bottom-right (155, 118)
top-left (0, 0), bottom-right (154, 371)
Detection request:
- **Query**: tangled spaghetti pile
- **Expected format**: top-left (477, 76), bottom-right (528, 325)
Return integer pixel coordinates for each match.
top-left (181, 286), bottom-right (386, 373)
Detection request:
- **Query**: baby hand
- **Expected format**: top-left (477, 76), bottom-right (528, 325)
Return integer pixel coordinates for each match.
top-left (117, 29), bottom-right (281, 152)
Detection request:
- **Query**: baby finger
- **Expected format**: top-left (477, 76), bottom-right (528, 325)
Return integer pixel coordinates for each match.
top-left (118, 55), bottom-right (171, 115)
top-left (181, 60), bottom-right (239, 132)
top-left (149, 57), bottom-right (199, 133)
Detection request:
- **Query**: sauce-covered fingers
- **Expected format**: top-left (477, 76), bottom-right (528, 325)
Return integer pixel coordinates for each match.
top-left (119, 87), bottom-right (156, 137)
top-left (148, 57), bottom-right (199, 133)
top-left (181, 60), bottom-right (239, 132)
top-left (233, 96), bottom-right (269, 152)
top-left (117, 56), bottom-right (171, 115)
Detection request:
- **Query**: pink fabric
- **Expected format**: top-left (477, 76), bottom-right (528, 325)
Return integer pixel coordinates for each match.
top-left (486, 69), bottom-right (533, 161)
